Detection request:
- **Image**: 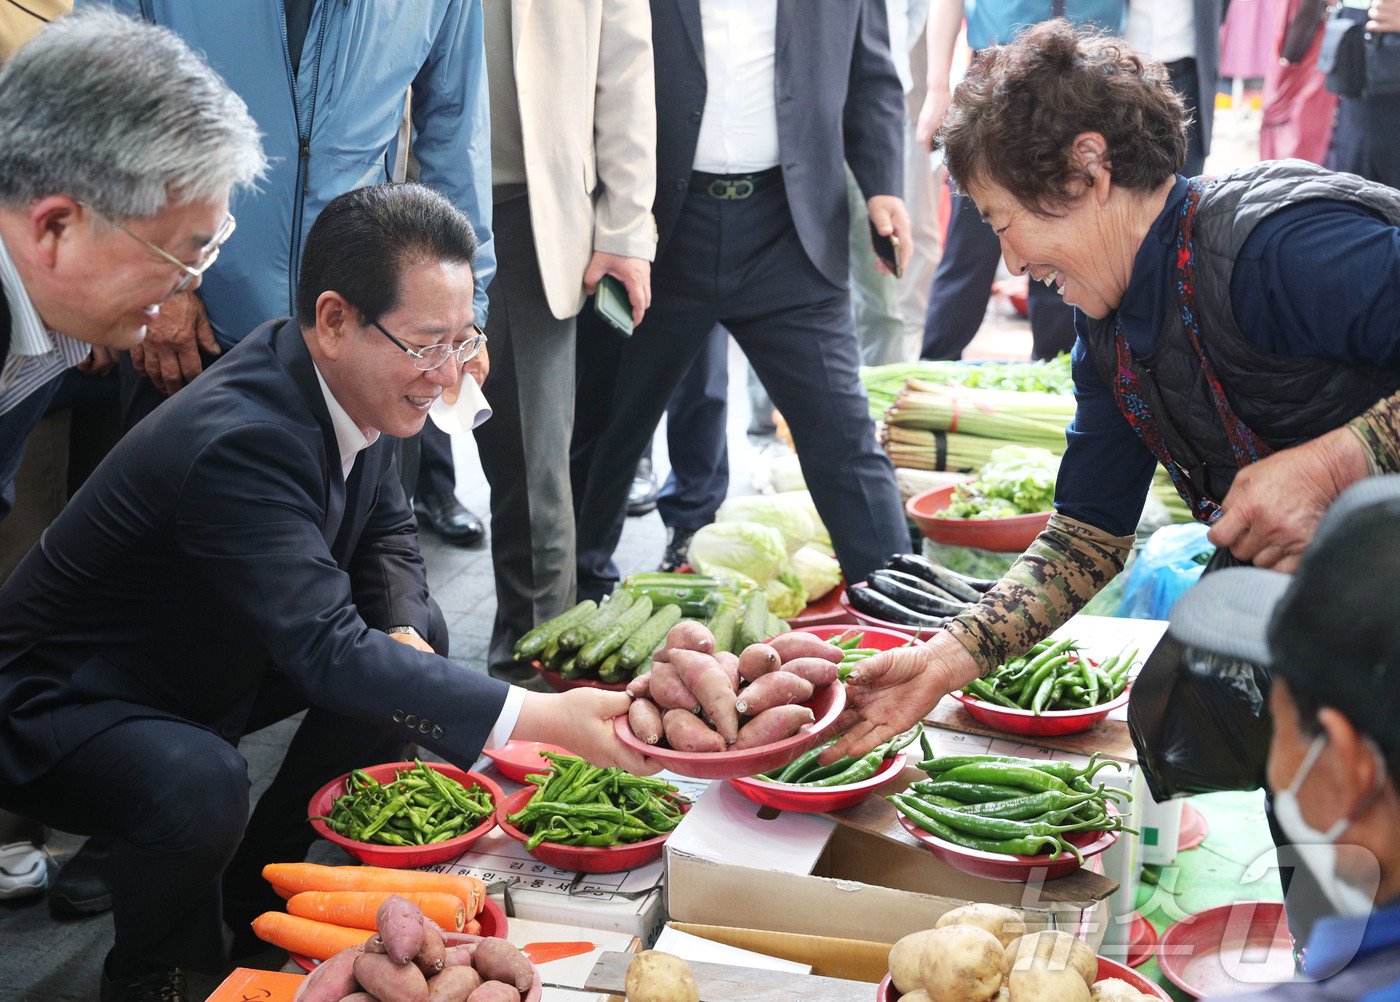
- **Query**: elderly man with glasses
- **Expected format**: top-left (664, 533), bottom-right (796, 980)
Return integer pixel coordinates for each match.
top-left (0, 182), bottom-right (653, 1002)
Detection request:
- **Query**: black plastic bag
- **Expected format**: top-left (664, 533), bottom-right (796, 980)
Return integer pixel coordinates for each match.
top-left (1126, 549), bottom-right (1274, 801)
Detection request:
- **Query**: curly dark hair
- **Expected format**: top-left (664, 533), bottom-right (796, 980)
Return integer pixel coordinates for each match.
top-left (937, 20), bottom-right (1188, 216)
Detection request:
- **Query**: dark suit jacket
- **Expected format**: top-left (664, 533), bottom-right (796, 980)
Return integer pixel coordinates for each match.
top-left (1193, 0), bottom-right (1222, 160)
top-left (650, 0), bottom-right (905, 287)
top-left (0, 319), bottom-right (509, 785)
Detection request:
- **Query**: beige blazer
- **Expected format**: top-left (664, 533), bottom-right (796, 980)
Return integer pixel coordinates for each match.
top-left (510, 0), bottom-right (657, 319)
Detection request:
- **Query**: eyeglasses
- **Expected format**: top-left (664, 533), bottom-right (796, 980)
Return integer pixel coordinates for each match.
top-left (87, 204), bottom-right (237, 295)
top-left (373, 320), bottom-right (488, 371)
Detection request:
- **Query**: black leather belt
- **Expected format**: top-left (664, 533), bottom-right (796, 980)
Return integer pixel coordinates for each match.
top-left (689, 166), bottom-right (783, 199)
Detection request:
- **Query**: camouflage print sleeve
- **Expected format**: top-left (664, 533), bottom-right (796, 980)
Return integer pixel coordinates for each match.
top-left (1346, 391), bottom-right (1400, 475)
top-left (943, 513), bottom-right (1135, 675)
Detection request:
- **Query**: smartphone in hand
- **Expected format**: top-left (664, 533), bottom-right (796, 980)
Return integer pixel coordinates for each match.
top-left (868, 221), bottom-right (903, 279)
top-left (593, 274), bottom-right (635, 337)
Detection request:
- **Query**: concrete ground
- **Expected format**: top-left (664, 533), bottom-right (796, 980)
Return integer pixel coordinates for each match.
top-left (0, 104), bottom-right (1261, 1001)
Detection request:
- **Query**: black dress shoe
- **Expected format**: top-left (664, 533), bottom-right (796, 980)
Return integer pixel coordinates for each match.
top-left (50, 835), bottom-right (112, 919)
top-left (659, 527), bottom-right (697, 573)
top-left (627, 458), bottom-right (658, 517)
top-left (100, 954), bottom-right (186, 1002)
top-left (413, 491), bottom-right (486, 547)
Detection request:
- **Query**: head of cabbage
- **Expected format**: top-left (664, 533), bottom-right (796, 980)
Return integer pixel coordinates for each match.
top-left (714, 494), bottom-right (815, 554)
top-left (688, 521), bottom-right (810, 617)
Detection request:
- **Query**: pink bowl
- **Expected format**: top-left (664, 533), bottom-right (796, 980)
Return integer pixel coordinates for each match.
top-left (896, 807), bottom-right (1119, 882)
top-left (482, 740), bottom-right (574, 784)
top-left (906, 484), bottom-right (1051, 552)
top-left (308, 762), bottom-right (502, 868)
top-left (951, 683), bottom-right (1131, 737)
top-left (729, 752), bottom-right (907, 813)
top-left (1157, 901), bottom-right (1295, 999)
top-left (877, 953), bottom-right (1169, 1000)
top-left (494, 787), bottom-right (689, 874)
top-left (614, 680), bottom-right (847, 780)
top-left (532, 661), bottom-right (628, 692)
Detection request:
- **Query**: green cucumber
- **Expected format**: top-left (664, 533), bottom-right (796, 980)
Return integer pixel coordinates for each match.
top-left (578, 596), bottom-right (653, 668)
top-left (597, 651), bottom-right (628, 684)
top-left (736, 592), bottom-right (769, 651)
top-left (765, 613), bottom-right (789, 641)
top-left (514, 600), bottom-right (598, 660)
top-left (708, 605), bottom-right (740, 654)
top-left (558, 590), bottom-right (634, 650)
top-left (618, 604), bottom-right (684, 671)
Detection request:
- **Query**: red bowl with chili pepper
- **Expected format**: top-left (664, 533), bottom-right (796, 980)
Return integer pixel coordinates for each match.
top-left (950, 684), bottom-right (1131, 737)
top-left (729, 751), bottom-right (908, 813)
top-left (876, 954), bottom-right (1169, 1001)
top-left (493, 786), bottom-right (690, 874)
top-left (289, 898), bottom-right (511, 972)
top-left (895, 807), bottom-right (1119, 882)
top-left (307, 762), bottom-right (503, 869)
top-left (613, 678), bottom-right (847, 781)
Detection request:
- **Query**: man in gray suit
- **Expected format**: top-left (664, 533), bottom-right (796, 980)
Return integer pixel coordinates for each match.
top-left (573, 0), bottom-right (913, 598)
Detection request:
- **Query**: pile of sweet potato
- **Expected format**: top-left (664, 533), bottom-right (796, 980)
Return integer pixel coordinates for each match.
top-left (625, 621), bottom-right (842, 752)
top-left (295, 894), bottom-right (533, 1002)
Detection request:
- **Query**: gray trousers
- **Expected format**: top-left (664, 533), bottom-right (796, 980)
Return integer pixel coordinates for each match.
top-left (474, 193), bottom-right (579, 673)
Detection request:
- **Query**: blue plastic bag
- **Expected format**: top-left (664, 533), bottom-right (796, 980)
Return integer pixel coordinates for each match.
top-left (1116, 523), bottom-right (1215, 620)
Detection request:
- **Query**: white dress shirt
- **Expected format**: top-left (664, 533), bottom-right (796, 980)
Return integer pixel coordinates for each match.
top-left (1126, 0), bottom-right (1197, 65)
top-left (0, 233), bottom-right (93, 418)
top-left (693, 0), bottom-right (781, 174)
top-left (312, 363), bottom-right (524, 748)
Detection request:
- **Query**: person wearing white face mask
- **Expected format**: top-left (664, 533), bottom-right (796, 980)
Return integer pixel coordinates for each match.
top-left (1168, 475), bottom-right (1400, 997)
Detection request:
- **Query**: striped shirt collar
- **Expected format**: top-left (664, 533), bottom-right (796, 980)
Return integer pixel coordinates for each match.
top-left (0, 231), bottom-right (92, 417)
top-left (0, 230), bottom-right (59, 358)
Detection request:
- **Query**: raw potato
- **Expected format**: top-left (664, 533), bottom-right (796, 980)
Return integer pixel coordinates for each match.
top-left (768, 633), bottom-right (843, 664)
top-left (734, 671), bottom-right (813, 715)
top-left (293, 945), bottom-right (360, 1002)
top-left (1090, 979), bottom-right (1148, 1001)
top-left (889, 930), bottom-right (943, 994)
top-left (354, 950), bottom-right (430, 1002)
top-left (935, 903), bottom-right (1028, 948)
top-left (776, 656), bottom-right (839, 687)
top-left (628, 698), bottom-right (664, 745)
top-left (649, 662), bottom-right (701, 713)
top-left (472, 937), bottom-right (535, 994)
top-left (662, 708), bottom-right (726, 752)
top-left (627, 673), bottom-right (651, 699)
top-left (918, 925), bottom-right (1007, 1002)
top-left (1007, 966), bottom-right (1091, 1002)
top-left (377, 894), bottom-right (426, 964)
top-left (466, 982), bottom-right (521, 1002)
top-left (898, 993), bottom-right (933, 1002)
top-left (1005, 931), bottom-right (1096, 988)
top-left (732, 705), bottom-right (814, 749)
top-left (624, 950), bottom-right (700, 1002)
top-left (664, 621), bottom-right (715, 655)
top-left (670, 649), bottom-right (740, 743)
top-left (737, 643), bottom-right (781, 682)
top-left (427, 965), bottom-right (484, 1002)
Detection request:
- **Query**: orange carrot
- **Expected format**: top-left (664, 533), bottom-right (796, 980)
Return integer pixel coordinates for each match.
top-left (287, 890), bottom-right (466, 933)
top-left (250, 912), bottom-right (367, 960)
top-left (271, 883), bottom-right (293, 901)
top-left (262, 863), bottom-right (485, 917)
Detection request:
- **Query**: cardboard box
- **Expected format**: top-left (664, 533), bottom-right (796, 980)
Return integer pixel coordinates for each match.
top-left (667, 781), bottom-right (1115, 948)
top-left (670, 923), bottom-right (892, 983)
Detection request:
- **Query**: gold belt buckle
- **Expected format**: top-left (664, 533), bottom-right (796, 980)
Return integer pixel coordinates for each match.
top-left (708, 177), bottom-right (755, 200)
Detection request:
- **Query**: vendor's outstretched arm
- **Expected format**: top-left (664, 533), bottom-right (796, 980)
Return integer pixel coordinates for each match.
top-left (823, 514), bottom-right (1133, 761)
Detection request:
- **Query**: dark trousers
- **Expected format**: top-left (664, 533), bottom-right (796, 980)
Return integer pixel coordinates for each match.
top-left (414, 422), bottom-right (457, 500)
top-left (656, 325), bottom-right (730, 533)
top-left (571, 180), bottom-right (906, 598)
top-left (1165, 57), bottom-right (1208, 178)
top-left (0, 614), bottom-right (443, 972)
top-left (920, 187), bottom-right (1077, 361)
top-left (474, 194), bottom-right (579, 673)
top-left (1330, 92), bottom-right (1400, 190)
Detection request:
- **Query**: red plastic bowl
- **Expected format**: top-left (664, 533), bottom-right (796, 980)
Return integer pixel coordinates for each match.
top-left (773, 623), bottom-right (919, 652)
top-left (729, 752), bottom-right (907, 813)
top-left (291, 909), bottom-right (516, 976)
top-left (614, 680), bottom-right (846, 780)
top-left (532, 661), bottom-right (628, 693)
top-left (482, 740), bottom-right (574, 784)
top-left (1157, 901), bottom-right (1295, 998)
top-left (896, 808), bottom-right (1119, 882)
top-left (839, 585), bottom-right (949, 636)
top-left (308, 762), bottom-right (503, 868)
top-left (494, 786), bottom-right (689, 873)
top-left (877, 953), bottom-right (1168, 1000)
top-left (906, 484), bottom-right (1051, 552)
top-left (950, 683), bottom-right (1131, 738)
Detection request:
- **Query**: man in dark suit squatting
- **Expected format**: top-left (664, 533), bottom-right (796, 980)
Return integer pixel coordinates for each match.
top-left (0, 184), bottom-right (650, 1002)
top-left (572, 0), bottom-right (914, 597)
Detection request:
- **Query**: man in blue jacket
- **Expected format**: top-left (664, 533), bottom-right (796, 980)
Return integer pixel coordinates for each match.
top-left (86, 0), bottom-right (495, 545)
